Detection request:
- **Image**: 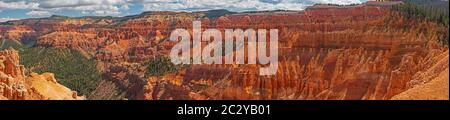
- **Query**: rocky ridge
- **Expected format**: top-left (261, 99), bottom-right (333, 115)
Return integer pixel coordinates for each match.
top-left (0, 48), bottom-right (84, 100)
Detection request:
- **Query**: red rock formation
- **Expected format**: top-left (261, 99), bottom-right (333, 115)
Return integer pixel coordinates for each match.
top-left (0, 26), bottom-right (35, 42)
top-left (141, 2), bottom-right (449, 100)
top-left (391, 49), bottom-right (449, 100)
top-left (0, 48), bottom-right (84, 100)
top-left (37, 30), bottom-right (103, 49)
top-left (0, 48), bottom-right (27, 99)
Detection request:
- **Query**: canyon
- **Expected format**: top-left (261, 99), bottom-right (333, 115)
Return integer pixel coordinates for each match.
top-left (0, 1), bottom-right (448, 100)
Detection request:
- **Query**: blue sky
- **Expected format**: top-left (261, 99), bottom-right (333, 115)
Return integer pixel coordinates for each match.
top-left (0, 0), bottom-right (366, 22)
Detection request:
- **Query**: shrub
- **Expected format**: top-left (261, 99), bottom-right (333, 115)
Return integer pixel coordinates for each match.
top-left (143, 56), bottom-right (179, 77)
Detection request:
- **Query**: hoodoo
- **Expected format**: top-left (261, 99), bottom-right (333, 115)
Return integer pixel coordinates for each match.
top-left (170, 21), bottom-right (279, 75)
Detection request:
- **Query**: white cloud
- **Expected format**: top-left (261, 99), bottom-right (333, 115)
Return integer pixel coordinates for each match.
top-left (0, 17), bottom-right (19, 22)
top-left (37, 0), bottom-right (129, 15)
top-left (308, 0), bottom-right (363, 5)
top-left (26, 10), bottom-right (52, 17)
top-left (38, 0), bottom-right (127, 8)
top-left (94, 10), bottom-right (121, 15)
top-left (0, 0), bottom-right (368, 18)
top-left (0, 1), bottom-right (39, 10)
top-left (140, 0), bottom-right (366, 12)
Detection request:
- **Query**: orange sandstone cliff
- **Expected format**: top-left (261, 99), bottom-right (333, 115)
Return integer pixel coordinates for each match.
top-left (141, 3), bottom-right (449, 100)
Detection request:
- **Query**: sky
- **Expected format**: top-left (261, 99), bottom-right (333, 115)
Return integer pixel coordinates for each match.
top-left (0, 0), bottom-right (367, 22)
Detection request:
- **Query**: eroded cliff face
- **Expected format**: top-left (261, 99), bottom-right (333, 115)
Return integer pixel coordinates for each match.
top-left (0, 1), bottom-right (447, 100)
top-left (0, 48), bottom-right (84, 100)
top-left (0, 26), bottom-right (35, 42)
top-left (391, 50), bottom-right (449, 100)
top-left (140, 3), bottom-right (449, 100)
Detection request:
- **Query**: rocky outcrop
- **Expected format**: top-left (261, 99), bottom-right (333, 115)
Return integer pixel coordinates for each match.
top-left (391, 68), bottom-right (449, 100)
top-left (0, 48), bottom-right (27, 100)
top-left (26, 73), bottom-right (85, 100)
top-left (391, 50), bottom-right (449, 100)
top-left (0, 48), bottom-right (84, 100)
